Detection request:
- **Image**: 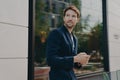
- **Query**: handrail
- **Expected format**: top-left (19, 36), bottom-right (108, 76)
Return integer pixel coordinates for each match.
top-left (77, 70), bottom-right (120, 80)
top-left (76, 71), bottom-right (104, 79)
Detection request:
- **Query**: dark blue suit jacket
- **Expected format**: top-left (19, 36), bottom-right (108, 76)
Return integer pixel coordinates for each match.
top-left (46, 25), bottom-right (79, 80)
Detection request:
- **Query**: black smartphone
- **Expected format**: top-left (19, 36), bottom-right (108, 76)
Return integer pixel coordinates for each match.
top-left (90, 50), bottom-right (96, 56)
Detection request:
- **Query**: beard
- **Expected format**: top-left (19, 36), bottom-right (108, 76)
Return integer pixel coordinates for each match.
top-left (65, 21), bottom-right (75, 29)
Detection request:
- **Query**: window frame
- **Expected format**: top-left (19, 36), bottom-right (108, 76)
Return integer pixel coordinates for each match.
top-left (28, 0), bottom-right (109, 80)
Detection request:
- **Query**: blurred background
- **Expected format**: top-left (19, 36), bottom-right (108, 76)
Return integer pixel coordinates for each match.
top-left (33, 0), bottom-right (104, 80)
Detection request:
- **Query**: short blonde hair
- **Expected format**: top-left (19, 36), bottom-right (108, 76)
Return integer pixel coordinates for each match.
top-left (63, 5), bottom-right (80, 18)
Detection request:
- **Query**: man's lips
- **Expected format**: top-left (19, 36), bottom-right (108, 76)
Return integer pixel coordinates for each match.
top-left (67, 21), bottom-right (73, 24)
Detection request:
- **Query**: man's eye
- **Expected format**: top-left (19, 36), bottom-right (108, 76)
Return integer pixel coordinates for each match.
top-left (66, 14), bottom-right (70, 17)
top-left (72, 15), bottom-right (76, 18)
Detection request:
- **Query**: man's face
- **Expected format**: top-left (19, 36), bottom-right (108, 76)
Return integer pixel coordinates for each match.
top-left (63, 9), bottom-right (79, 29)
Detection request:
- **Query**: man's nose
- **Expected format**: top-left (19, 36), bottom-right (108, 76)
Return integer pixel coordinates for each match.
top-left (68, 16), bottom-right (73, 20)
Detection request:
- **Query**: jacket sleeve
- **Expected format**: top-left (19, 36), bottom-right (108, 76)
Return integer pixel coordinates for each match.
top-left (46, 30), bottom-right (74, 70)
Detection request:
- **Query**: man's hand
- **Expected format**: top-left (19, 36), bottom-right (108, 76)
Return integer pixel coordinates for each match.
top-left (74, 52), bottom-right (90, 65)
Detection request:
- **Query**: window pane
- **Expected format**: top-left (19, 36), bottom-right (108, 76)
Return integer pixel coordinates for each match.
top-left (34, 0), bottom-right (104, 80)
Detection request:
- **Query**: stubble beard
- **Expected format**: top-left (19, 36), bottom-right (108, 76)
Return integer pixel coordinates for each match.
top-left (65, 22), bottom-right (74, 29)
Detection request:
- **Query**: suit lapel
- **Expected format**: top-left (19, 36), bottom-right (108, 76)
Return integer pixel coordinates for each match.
top-left (64, 28), bottom-right (74, 54)
top-left (61, 26), bottom-right (73, 53)
top-left (61, 25), bottom-right (77, 55)
top-left (66, 32), bottom-right (73, 49)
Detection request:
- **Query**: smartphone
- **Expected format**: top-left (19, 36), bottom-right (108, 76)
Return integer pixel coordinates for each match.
top-left (90, 50), bottom-right (96, 56)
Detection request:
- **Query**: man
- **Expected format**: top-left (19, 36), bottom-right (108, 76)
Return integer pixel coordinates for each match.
top-left (46, 5), bottom-right (90, 80)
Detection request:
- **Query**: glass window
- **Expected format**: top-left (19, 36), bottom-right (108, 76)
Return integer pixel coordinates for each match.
top-left (33, 0), bottom-right (107, 80)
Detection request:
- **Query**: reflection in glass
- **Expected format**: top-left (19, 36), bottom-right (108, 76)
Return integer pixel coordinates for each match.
top-left (34, 0), bottom-right (104, 80)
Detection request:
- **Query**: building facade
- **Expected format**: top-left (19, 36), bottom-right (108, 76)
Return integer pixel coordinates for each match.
top-left (0, 0), bottom-right (120, 80)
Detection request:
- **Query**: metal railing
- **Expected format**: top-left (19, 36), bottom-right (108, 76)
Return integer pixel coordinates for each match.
top-left (77, 70), bottom-right (120, 80)
top-left (34, 68), bottom-right (120, 80)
